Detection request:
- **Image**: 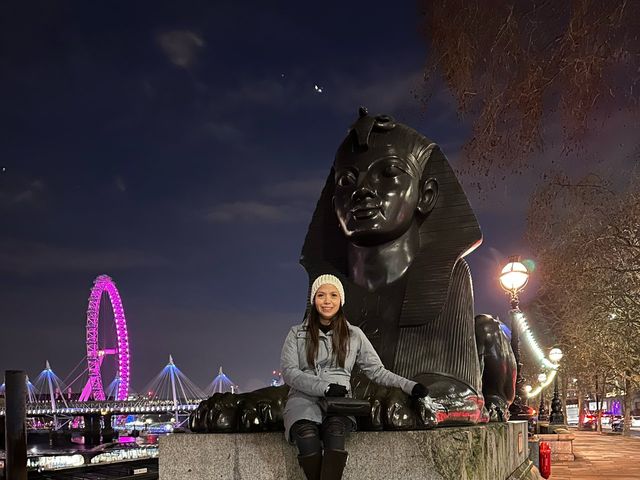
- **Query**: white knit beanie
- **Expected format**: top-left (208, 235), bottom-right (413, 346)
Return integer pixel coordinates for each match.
top-left (310, 274), bottom-right (345, 306)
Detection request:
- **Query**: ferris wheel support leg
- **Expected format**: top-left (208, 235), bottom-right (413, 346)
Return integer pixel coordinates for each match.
top-left (79, 376), bottom-right (94, 402)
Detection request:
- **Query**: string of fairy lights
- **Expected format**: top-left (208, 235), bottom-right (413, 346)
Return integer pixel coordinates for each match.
top-left (512, 310), bottom-right (561, 398)
top-left (499, 257), bottom-right (563, 400)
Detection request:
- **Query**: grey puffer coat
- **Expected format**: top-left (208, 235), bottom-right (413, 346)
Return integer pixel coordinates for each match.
top-left (280, 320), bottom-right (417, 442)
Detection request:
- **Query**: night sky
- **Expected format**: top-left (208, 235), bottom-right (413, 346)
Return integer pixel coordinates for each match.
top-left (1, 1), bottom-right (635, 394)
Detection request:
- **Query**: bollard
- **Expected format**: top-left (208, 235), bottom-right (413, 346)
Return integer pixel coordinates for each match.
top-left (4, 370), bottom-right (27, 480)
top-left (83, 414), bottom-right (101, 446)
top-left (102, 413), bottom-right (115, 443)
top-left (539, 441), bottom-right (551, 479)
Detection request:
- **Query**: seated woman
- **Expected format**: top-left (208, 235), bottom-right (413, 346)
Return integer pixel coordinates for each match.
top-left (281, 274), bottom-right (429, 480)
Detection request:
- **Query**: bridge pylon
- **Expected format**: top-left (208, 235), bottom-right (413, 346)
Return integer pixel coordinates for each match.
top-left (143, 354), bottom-right (206, 427)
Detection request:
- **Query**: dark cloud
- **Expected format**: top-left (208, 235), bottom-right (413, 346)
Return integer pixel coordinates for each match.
top-left (261, 178), bottom-right (325, 200)
top-left (204, 201), bottom-right (309, 223)
top-left (0, 240), bottom-right (169, 275)
top-left (114, 176), bottom-right (127, 192)
top-left (327, 69), bottom-right (425, 115)
top-left (0, 178), bottom-right (46, 208)
top-left (198, 121), bottom-right (244, 143)
top-left (156, 30), bottom-right (204, 69)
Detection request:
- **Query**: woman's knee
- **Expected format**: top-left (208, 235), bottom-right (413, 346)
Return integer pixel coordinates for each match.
top-left (322, 416), bottom-right (348, 435)
top-left (292, 421), bottom-right (322, 455)
top-left (321, 416), bottom-right (349, 451)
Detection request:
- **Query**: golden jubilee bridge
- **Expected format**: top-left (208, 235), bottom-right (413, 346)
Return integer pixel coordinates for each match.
top-left (0, 359), bottom-right (236, 421)
top-left (0, 274), bottom-right (237, 429)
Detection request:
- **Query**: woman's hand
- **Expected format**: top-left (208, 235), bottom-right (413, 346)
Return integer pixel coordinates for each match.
top-left (411, 383), bottom-right (429, 398)
top-left (325, 383), bottom-right (348, 397)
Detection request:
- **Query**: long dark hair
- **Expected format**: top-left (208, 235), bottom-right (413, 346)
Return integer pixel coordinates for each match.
top-left (306, 305), bottom-right (350, 368)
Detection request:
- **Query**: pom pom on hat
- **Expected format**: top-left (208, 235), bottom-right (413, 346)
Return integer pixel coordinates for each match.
top-left (310, 274), bottom-right (345, 306)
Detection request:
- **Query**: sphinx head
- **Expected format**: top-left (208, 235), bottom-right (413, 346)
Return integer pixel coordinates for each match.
top-left (332, 109), bottom-right (439, 247)
top-left (301, 109), bottom-right (481, 321)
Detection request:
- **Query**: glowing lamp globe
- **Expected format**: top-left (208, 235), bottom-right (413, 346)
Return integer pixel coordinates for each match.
top-left (549, 347), bottom-right (563, 364)
top-left (538, 373), bottom-right (547, 383)
top-left (500, 257), bottom-right (529, 293)
top-left (524, 385), bottom-right (532, 394)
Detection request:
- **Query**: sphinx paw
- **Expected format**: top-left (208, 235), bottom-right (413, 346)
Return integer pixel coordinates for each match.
top-left (415, 396), bottom-right (438, 429)
top-left (385, 397), bottom-right (419, 429)
top-left (239, 398), bottom-right (282, 432)
top-left (187, 392), bottom-right (243, 433)
top-left (189, 401), bottom-right (208, 432)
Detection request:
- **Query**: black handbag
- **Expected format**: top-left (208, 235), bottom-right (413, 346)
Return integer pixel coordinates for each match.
top-left (318, 397), bottom-right (371, 417)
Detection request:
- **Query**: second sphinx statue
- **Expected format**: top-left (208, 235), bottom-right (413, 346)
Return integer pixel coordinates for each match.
top-left (190, 108), bottom-right (516, 433)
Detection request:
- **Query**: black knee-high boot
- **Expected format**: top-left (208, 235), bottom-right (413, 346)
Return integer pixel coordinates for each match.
top-left (320, 449), bottom-right (348, 480)
top-left (298, 452), bottom-right (322, 480)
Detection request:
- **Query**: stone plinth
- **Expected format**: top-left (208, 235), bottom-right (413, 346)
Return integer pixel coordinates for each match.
top-left (528, 438), bottom-right (540, 469)
top-left (160, 421), bottom-right (541, 480)
top-left (537, 432), bottom-right (575, 461)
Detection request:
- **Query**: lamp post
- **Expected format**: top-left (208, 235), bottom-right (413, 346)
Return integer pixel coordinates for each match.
top-left (499, 255), bottom-right (530, 420)
top-left (538, 373), bottom-right (549, 422)
top-left (549, 347), bottom-right (565, 424)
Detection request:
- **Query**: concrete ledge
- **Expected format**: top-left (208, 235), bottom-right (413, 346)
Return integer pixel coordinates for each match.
top-left (160, 421), bottom-right (536, 480)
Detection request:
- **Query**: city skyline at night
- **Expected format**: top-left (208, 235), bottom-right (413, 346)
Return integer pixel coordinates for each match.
top-left (2, 1), bottom-right (637, 394)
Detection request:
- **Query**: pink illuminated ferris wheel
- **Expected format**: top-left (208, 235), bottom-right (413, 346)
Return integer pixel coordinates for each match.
top-left (79, 275), bottom-right (130, 401)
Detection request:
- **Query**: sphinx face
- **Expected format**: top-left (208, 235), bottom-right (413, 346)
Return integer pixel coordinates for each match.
top-left (333, 151), bottom-right (421, 246)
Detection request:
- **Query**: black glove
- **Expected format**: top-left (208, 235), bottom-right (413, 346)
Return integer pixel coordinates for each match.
top-left (411, 383), bottom-right (429, 398)
top-left (325, 383), bottom-right (348, 397)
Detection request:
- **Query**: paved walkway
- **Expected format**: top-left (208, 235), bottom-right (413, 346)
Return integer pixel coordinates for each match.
top-left (551, 430), bottom-right (640, 479)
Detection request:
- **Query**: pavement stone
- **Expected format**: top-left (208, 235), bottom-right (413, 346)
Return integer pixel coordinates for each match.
top-left (550, 430), bottom-right (640, 479)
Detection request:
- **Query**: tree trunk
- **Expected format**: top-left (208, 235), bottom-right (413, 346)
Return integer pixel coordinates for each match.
top-left (578, 389), bottom-right (585, 428)
top-left (562, 375), bottom-right (568, 423)
top-left (596, 375), bottom-right (602, 433)
top-left (598, 375), bottom-right (607, 433)
top-left (623, 376), bottom-right (632, 437)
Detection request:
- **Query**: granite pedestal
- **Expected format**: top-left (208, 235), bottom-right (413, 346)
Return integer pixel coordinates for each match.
top-left (160, 421), bottom-right (541, 480)
top-left (537, 431), bottom-right (575, 461)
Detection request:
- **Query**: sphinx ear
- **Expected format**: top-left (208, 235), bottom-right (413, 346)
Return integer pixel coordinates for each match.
top-left (417, 178), bottom-right (438, 215)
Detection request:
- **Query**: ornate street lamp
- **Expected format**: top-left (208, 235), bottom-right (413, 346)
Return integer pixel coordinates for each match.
top-left (499, 255), bottom-right (530, 420)
top-left (538, 373), bottom-right (549, 422)
top-left (499, 258), bottom-right (529, 307)
top-left (549, 347), bottom-right (565, 424)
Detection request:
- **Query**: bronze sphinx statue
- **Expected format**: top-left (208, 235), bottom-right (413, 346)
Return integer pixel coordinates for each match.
top-left (190, 108), bottom-right (516, 433)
